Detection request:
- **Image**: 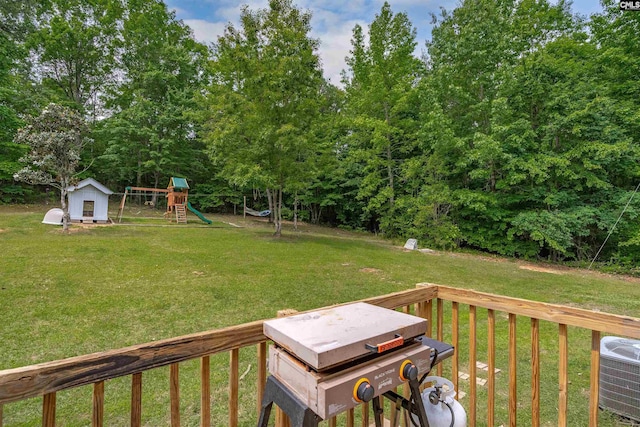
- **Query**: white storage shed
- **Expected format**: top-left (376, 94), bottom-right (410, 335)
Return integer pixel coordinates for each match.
top-left (67, 178), bottom-right (113, 223)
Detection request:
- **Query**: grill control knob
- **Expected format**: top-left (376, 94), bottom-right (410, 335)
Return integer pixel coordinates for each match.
top-left (353, 378), bottom-right (374, 403)
top-left (400, 359), bottom-right (418, 381)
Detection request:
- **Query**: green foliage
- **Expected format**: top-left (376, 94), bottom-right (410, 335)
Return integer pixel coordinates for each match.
top-left (202, 0), bottom-right (325, 236)
top-left (342, 2), bottom-right (424, 236)
top-left (190, 182), bottom-right (243, 213)
top-left (416, 0), bottom-right (640, 261)
top-left (13, 103), bottom-right (91, 229)
top-left (13, 103), bottom-right (91, 189)
top-left (26, 0), bottom-right (123, 111)
top-left (0, 3), bottom-right (35, 202)
top-left (97, 0), bottom-right (210, 192)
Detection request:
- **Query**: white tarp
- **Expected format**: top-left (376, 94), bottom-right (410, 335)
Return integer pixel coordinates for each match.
top-left (42, 208), bottom-right (63, 225)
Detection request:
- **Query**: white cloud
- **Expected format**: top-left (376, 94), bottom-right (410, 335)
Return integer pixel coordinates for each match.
top-left (297, 0), bottom-right (367, 15)
top-left (169, 6), bottom-right (189, 17)
top-left (183, 19), bottom-right (227, 45)
top-left (209, 1), bottom-right (270, 22)
top-left (310, 10), bottom-right (367, 86)
top-left (181, 6), bottom-right (364, 87)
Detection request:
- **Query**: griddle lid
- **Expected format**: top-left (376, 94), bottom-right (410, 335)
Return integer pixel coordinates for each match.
top-left (263, 302), bottom-right (428, 371)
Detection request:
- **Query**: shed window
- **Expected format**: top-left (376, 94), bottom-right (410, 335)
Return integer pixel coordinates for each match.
top-left (83, 201), bottom-right (94, 217)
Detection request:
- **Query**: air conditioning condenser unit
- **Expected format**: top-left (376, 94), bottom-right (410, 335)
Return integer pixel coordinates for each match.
top-left (599, 336), bottom-right (640, 423)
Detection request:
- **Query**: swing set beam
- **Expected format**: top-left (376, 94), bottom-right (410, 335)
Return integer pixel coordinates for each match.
top-left (117, 187), bottom-right (171, 223)
top-left (126, 186), bottom-right (170, 193)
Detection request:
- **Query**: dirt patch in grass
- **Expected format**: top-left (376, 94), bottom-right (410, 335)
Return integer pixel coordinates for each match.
top-left (359, 267), bottom-right (382, 273)
top-left (0, 228), bottom-right (5, 233)
top-left (518, 261), bottom-right (640, 284)
top-left (519, 264), bottom-right (565, 275)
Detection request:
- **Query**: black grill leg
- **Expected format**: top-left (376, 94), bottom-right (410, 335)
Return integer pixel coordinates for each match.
top-left (257, 376), bottom-right (322, 427)
top-left (372, 396), bottom-right (384, 427)
top-left (409, 378), bottom-right (430, 427)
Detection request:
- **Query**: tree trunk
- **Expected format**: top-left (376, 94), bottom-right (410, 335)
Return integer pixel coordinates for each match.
top-left (293, 194), bottom-right (298, 231)
top-left (266, 188), bottom-right (274, 224)
top-left (387, 143), bottom-right (394, 207)
top-left (60, 184), bottom-right (70, 233)
top-left (278, 187), bottom-right (283, 236)
top-left (383, 102), bottom-right (395, 208)
top-left (136, 151), bottom-right (143, 205)
top-left (151, 173), bottom-right (160, 206)
top-left (489, 160), bottom-right (496, 192)
top-left (267, 187), bottom-right (283, 237)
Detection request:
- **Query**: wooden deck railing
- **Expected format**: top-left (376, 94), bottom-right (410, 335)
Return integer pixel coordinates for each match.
top-left (426, 284), bottom-right (640, 427)
top-left (0, 284), bottom-right (638, 426)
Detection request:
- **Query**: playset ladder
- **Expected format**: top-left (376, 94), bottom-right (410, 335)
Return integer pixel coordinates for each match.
top-left (175, 204), bottom-right (187, 223)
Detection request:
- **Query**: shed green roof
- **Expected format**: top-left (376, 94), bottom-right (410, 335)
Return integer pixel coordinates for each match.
top-left (170, 177), bottom-right (189, 190)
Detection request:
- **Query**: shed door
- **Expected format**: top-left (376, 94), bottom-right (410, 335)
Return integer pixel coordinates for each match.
top-left (83, 200), bottom-right (95, 217)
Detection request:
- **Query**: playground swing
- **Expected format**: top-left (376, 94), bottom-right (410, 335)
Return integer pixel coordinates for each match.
top-left (117, 177), bottom-right (212, 224)
top-left (143, 193), bottom-right (155, 207)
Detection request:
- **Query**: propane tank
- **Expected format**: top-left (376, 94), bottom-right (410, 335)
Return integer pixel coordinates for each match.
top-left (414, 376), bottom-right (467, 427)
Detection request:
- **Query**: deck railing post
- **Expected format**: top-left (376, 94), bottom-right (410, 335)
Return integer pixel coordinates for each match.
top-left (131, 373), bottom-right (142, 427)
top-left (257, 342), bottom-right (267, 419)
top-left (229, 349), bottom-right (239, 427)
top-left (531, 319), bottom-right (540, 427)
top-left (558, 324), bottom-right (568, 427)
top-left (508, 314), bottom-right (517, 427)
top-left (347, 408), bottom-right (354, 427)
top-left (589, 330), bottom-right (600, 427)
top-left (469, 305), bottom-right (477, 427)
top-left (92, 381), bottom-right (104, 427)
top-left (425, 300), bottom-right (433, 338)
top-left (42, 392), bottom-right (56, 427)
top-left (452, 302), bottom-right (459, 396)
top-left (201, 356), bottom-right (211, 427)
top-left (361, 402), bottom-right (369, 427)
top-left (171, 363), bottom-right (180, 427)
top-left (487, 309), bottom-right (495, 426)
top-left (437, 299), bottom-right (444, 377)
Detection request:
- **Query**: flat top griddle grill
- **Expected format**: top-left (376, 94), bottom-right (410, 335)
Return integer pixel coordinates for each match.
top-left (258, 302), bottom-right (454, 426)
top-left (263, 302), bottom-right (428, 371)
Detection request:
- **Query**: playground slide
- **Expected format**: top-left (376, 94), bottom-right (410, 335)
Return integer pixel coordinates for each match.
top-left (186, 202), bottom-right (212, 224)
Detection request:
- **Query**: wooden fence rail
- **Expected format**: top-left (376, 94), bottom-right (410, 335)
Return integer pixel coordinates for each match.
top-left (0, 284), bottom-right (639, 427)
top-left (419, 283), bottom-right (640, 427)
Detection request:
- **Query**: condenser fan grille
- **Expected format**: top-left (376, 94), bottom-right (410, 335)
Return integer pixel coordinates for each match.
top-left (603, 339), bottom-right (640, 360)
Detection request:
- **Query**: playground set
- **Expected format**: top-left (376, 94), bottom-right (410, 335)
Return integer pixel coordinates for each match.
top-left (116, 177), bottom-right (212, 224)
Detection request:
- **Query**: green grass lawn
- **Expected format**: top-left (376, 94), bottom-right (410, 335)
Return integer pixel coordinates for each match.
top-left (1, 205), bottom-right (638, 426)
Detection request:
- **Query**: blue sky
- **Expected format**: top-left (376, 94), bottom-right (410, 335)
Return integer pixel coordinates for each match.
top-left (167, 0), bottom-right (604, 86)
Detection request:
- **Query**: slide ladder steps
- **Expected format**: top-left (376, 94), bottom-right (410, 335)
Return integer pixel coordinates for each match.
top-left (175, 204), bottom-right (187, 223)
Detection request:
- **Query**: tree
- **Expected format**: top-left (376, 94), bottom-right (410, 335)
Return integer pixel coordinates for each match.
top-left (13, 104), bottom-right (91, 231)
top-left (342, 2), bottom-right (424, 235)
top-left (26, 0), bottom-right (122, 114)
top-left (99, 0), bottom-right (209, 198)
top-left (425, 0), bottom-right (604, 258)
top-left (296, 82), bottom-right (347, 225)
top-left (0, 0), bottom-right (38, 202)
top-left (203, 0), bottom-right (324, 236)
top-left (0, 32), bottom-right (26, 193)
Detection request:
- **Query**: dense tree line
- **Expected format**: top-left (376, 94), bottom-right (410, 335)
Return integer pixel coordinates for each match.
top-left (2, 0), bottom-right (639, 264)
